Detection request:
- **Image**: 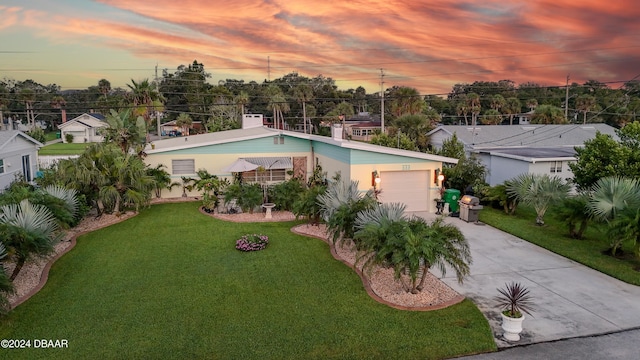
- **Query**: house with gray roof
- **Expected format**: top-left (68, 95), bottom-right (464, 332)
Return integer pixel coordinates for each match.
top-left (58, 113), bottom-right (107, 143)
top-left (427, 124), bottom-right (619, 186)
top-left (144, 116), bottom-right (457, 213)
top-left (0, 130), bottom-right (43, 191)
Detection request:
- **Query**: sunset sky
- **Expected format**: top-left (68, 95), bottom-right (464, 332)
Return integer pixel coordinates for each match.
top-left (1, 0), bottom-right (639, 95)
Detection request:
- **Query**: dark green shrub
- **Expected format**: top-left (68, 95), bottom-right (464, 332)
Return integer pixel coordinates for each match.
top-left (269, 178), bottom-right (305, 211)
top-left (293, 185), bottom-right (326, 224)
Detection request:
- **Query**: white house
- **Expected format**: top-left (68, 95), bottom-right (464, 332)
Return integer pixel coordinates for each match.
top-left (144, 118), bottom-right (458, 213)
top-left (427, 124), bottom-right (619, 186)
top-left (0, 130), bottom-right (43, 191)
top-left (58, 113), bottom-right (107, 143)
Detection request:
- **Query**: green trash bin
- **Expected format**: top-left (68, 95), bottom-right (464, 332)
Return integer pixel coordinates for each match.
top-left (56, 131), bottom-right (61, 139)
top-left (443, 189), bottom-right (461, 213)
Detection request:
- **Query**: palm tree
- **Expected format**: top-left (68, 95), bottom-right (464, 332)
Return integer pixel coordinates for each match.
top-left (575, 94), bottom-right (596, 124)
top-left (317, 179), bottom-right (376, 245)
top-left (234, 91), bottom-right (250, 116)
top-left (526, 98), bottom-right (538, 112)
top-left (98, 78), bottom-right (111, 100)
top-left (19, 88), bottom-right (36, 129)
top-left (482, 109), bottom-right (503, 125)
top-left (175, 112), bottom-right (193, 136)
top-left (505, 97), bottom-right (521, 125)
top-left (146, 164), bottom-right (178, 198)
top-left (555, 194), bottom-right (591, 239)
top-left (0, 200), bottom-right (60, 280)
top-left (491, 94), bottom-right (506, 113)
top-left (103, 109), bottom-right (147, 154)
top-left (388, 86), bottom-right (425, 118)
top-left (354, 205), bottom-right (471, 294)
top-left (265, 84), bottom-right (289, 129)
top-left (467, 93), bottom-right (481, 126)
top-left (293, 84), bottom-right (314, 134)
top-left (587, 177), bottom-right (640, 256)
top-left (97, 148), bottom-right (154, 214)
top-left (127, 78), bottom-right (164, 130)
top-left (50, 95), bottom-right (67, 126)
top-left (507, 173), bottom-right (570, 225)
top-left (456, 94), bottom-right (470, 125)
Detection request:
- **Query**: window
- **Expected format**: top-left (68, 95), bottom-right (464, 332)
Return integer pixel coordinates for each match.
top-left (172, 159), bottom-right (195, 174)
top-left (0, 159), bottom-right (3, 174)
top-left (242, 169), bottom-right (286, 183)
top-left (550, 161), bottom-right (562, 173)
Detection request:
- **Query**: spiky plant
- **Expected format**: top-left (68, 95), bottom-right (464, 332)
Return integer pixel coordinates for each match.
top-left (495, 282), bottom-right (535, 318)
top-left (317, 180), bottom-right (375, 245)
top-left (0, 242), bottom-right (15, 314)
top-left (507, 173), bottom-right (570, 225)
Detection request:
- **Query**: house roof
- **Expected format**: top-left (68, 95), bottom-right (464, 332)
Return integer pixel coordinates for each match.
top-left (478, 147), bottom-right (577, 163)
top-left (427, 124), bottom-right (619, 149)
top-left (146, 126), bottom-right (458, 164)
top-left (58, 113), bottom-right (108, 129)
top-left (0, 130), bottom-right (43, 152)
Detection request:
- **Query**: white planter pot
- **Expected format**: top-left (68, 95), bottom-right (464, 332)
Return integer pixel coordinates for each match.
top-left (500, 313), bottom-right (525, 341)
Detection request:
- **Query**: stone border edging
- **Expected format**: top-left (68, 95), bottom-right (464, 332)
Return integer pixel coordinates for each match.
top-left (290, 224), bottom-right (466, 312)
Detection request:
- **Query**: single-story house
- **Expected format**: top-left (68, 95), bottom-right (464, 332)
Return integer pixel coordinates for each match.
top-left (427, 124), bottom-right (619, 186)
top-left (145, 116), bottom-right (458, 213)
top-left (0, 130), bottom-right (43, 191)
top-left (58, 113), bottom-right (107, 143)
top-left (161, 120), bottom-right (205, 136)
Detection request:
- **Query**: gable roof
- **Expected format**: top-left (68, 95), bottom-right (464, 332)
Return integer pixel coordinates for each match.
top-left (146, 126), bottom-right (458, 164)
top-left (58, 113), bottom-right (107, 129)
top-left (0, 130), bottom-right (43, 152)
top-left (427, 124), bottom-right (619, 149)
top-left (478, 147), bottom-right (577, 163)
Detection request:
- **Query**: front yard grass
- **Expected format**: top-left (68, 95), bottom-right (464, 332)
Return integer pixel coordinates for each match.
top-left (38, 143), bottom-right (90, 155)
top-left (479, 206), bottom-right (640, 286)
top-left (0, 202), bottom-right (496, 360)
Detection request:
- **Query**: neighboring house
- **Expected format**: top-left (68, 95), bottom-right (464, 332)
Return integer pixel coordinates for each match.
top-left (344, 112), bottom-right (381, 141)
top-left (145, 117), bottom-right (457, 213)
top-left (58, 113), bottom-right (107, 143)
top-left (0, 130), bottom-right (43, 191)
top-left (427, 124), bottom-right (619, 186)
top-left (161, 120), bottom-right (204, 136)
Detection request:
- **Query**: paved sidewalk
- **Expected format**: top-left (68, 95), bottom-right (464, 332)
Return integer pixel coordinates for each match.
top-left (410, 212), bottom-right (640, 349)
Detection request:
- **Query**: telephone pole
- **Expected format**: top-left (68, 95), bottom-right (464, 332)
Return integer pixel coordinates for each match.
top-left (380, 69), bottom-right (385, 133)
top-left (565, 74), bottom-right (570, 121)
top-left (267, 56), bottom-right (271, 82)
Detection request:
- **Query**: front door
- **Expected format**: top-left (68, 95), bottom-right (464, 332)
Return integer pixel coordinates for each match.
top-left (293, 157), bottom-right (307, 182)
top-left (22, 155), bottom-right (32, 182)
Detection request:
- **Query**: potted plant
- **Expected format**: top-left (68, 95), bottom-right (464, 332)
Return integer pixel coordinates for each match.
top-left (495, 282), bottom-right (535, 341)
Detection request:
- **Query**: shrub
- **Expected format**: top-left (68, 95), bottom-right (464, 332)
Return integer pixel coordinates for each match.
top-left (235, 234), bottom-right (269, 252)
top-left (269, 178), bottom-right (305, 211)
top-left (64, 133), bottom-right (74, 144)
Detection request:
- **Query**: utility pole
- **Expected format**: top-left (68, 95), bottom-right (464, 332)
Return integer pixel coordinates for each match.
top-left (155, 64), bottom-right (161, 138)
top-left (380, 69), bottom-right (385, 134)
top-left (267, 56), bottom-right (271, 82)
top-left (565, 74), bottom-right (570, 121)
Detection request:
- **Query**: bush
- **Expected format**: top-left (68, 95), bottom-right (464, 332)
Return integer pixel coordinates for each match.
top-left (27, 127), bottom-right (46, 143)
top-left (65, 133), bottom-right (74, 144)
top-left (224, 183), bottom-right (263, 214)
top-left (269, 178), bottom-right (305, 211)
top-left (235, 234), bottom-right (269, 251)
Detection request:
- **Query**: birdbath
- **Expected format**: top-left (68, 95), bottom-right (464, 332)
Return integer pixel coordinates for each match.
top-left (262, 203), bottom-right (276, 219)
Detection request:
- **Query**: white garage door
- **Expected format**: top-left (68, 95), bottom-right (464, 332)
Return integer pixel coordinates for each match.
top-left (378, 170), bottom-right (430, 212)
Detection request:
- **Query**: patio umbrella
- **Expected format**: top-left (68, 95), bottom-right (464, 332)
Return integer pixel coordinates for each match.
top-left (222, 158), bottom-right (259, 172)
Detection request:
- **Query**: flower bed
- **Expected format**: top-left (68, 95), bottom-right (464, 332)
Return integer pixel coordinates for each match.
top-left (235, 234), bottom-right (269, 251)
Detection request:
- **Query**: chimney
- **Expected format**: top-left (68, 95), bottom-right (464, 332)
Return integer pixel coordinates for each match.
top-left (242, 114), bottom-right (264, 129)
top-left (331, 123), bottom-right (344, 141)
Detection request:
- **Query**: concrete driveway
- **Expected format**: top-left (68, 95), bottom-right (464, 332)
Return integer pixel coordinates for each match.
top-left (412, 212), bottom-right (640, 348)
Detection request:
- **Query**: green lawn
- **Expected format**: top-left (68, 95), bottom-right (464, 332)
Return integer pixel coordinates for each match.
top-left (0, 203), bottom-right (495, 360)
top-left (479, 205), bottom-right (640, 285)
top-left (38, 143), bottom-right (90, 155)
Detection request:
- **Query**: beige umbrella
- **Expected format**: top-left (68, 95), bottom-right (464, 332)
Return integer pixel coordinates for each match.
top-left (222, 158), bottom-right (259, 172)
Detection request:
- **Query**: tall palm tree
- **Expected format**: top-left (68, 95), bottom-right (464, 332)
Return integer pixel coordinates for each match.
top-left (388, 86), bottom-right (425, 118)
top-left (491, 94), bottom-right (506, 113)
top-left (265, 84), bottom-right (289, 129)
top-left (575, 94), bottom-right (596, 124)
top-left (526, 98), bottom-right (538, 112)
top-left (19, 88), bottom-right (36, 129)
top-left (507, 173), bottom-right (570, 225)
top-left (532, 105), bottom-right (566, 124)
top-left (0, 200), bottom-right (60, 280)
top-left (98, 78), bottom-right (111, 100)
top-left (482, 109), bottom-right (503, 125)
top-left (466, 93), bottom-right (481, 126)
top-left (293, 84), bottom-right (314, 134)
top-left (127, 78), bottom-right (164, 131)
top-left (50, 95), bottom-right (67, 126)
top-left (234, 91), bottom-right (250, 116)
top-left (505, 97), bottom-right (521, 125)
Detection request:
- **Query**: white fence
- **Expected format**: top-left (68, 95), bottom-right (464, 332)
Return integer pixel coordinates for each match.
top-left (38, 155), bottom-right (80, 169)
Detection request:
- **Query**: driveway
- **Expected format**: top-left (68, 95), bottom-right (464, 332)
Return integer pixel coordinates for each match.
top-left (411, 212), bottom-right (640, 348)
